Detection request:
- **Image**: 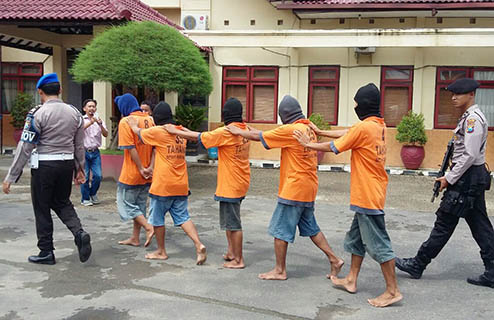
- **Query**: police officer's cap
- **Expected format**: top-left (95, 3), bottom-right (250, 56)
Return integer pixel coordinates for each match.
top-left (446, 78), bottom-right (480, 94)
top-left (36, 73), bottom-right (60, 89)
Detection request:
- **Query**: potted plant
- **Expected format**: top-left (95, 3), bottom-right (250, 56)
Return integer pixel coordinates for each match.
top-left (396, 110), bottom-right (428, 170)
top-left (309, 113), bottom-right (331, 164)
top-left (174, 104), bottom-right (207, 156)
top-left (10, 92), bottom-right (35, 143)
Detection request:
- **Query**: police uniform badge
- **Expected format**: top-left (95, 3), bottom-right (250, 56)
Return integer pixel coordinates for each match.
top-left (466, 119), bottom-right (476, 134)
top-left (20, 106), bottom-right (41, 144)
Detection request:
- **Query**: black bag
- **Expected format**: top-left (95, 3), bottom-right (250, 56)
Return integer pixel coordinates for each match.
top-left (439, 190), bottom-right (468, 218)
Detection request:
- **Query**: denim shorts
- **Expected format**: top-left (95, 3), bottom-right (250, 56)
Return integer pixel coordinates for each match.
top-left (268, 203), bottom-right (321, 243)
top-left (343, 213), bottom-right (395, 264)
top-left (219, 201), bottom-right (242, 231)
top-left (117, 185), bottom-right (149, 221)
top-left (148, 197), bottom-right (190, 227)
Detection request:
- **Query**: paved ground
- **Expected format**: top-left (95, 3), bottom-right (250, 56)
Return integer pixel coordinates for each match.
top-left (1, 157), bottom-right (493, 320)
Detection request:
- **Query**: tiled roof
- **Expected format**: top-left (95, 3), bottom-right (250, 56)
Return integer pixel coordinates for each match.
top-left (286, 0), bottom-right (494, 4)
top-left (0, 0), bottom-right (181, 30)
top-left (273, 0), bottom-right (494, 8)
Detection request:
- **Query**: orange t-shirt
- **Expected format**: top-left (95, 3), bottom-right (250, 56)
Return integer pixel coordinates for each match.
top-left (118, 111), bottom-right (154, 186)
top-left (140, 125), bottom-right (189, 198)
top-left (260, 119), bottom-right (318, 206)
top-left (199, 123), bottom-right (250, 201)
top-left (331, 116), bottom-right (388, 214)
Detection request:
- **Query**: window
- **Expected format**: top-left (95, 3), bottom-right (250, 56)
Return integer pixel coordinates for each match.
top-left (435, 67), bottom-right (494, 130)
top-left (1, 63), bottom-right (43, 113)
top-left (222, 66), bottom-right (278, 123)
top-left (380, 66), bottom-right (413, 127)
top-left (308, 66), bottom-right (339, 125)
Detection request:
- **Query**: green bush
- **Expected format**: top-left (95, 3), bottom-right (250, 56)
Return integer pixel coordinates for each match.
top-left (175, 104), bottom-right (207, 131)
top-left (396, 111), bottom-right (427, 146)
top-left (70, 21), bottom-right (212, 96)
top-left (309, 113), bottom-right (331, 141)
top-left (10, 92), bottom-right (34, 129)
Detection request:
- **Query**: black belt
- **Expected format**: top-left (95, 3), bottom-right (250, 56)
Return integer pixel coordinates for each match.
top-left (86, 148), bottom-right (98, 153)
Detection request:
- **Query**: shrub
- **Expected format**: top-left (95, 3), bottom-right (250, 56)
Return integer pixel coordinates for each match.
top-left (309, 113), bottom-right (331, 141)
top-left (10, 92), bottom-right (34, 129)
top-left (396, 111), bottom-right (427, 146)
top-left (175, 104), bottom-right (207, 131)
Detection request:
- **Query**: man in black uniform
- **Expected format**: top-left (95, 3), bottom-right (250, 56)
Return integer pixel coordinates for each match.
top-left (2, 73), bottom-right (92, 265)
top-left (396, 78), bottom-right (494, 288)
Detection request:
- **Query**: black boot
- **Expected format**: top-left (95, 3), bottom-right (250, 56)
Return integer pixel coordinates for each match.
top-left (28, 251), bottom-right (56, 265)
top-left (395, 257), bottom-right (426, 279)
top-left (74, 230), bottom-right (92, 263)
top-left (467, 261), bottom-right (494, 288)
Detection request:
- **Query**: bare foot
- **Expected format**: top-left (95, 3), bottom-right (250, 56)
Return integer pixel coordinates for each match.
top-left (223, 259), bottom-right (245, 269)
top-left (258, 269), bottom-right (287, 280)
top-left (144, 229), bottom-right (155, 247)
top-left (145, 251), bottom-right (168, 260)
top-left (223, 253), bottom-right (234, 261)
top-left (327, 259), bottom-right (345, 278)
top-left (118, 238), bottom-right (140, 246)
top-left (330, 275), bottom-right (357, 294)
top-left (368, 291), bottom-right (403, 308)
top-left (196, 245), bottom-right (207, 265)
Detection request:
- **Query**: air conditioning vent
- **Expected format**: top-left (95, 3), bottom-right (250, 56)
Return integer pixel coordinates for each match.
top-left (181, 13), bottom-right (208, 30)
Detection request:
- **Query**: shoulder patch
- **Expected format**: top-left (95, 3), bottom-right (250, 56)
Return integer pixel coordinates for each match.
top-left (466, 118), bottom-right (476, 133)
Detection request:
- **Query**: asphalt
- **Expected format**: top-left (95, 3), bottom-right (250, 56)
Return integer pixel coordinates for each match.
top-left (1, 156), bottom-right (493, 320)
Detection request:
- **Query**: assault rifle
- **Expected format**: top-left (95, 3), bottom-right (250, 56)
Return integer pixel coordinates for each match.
top-left (431, 139), bottom-right (454, 203)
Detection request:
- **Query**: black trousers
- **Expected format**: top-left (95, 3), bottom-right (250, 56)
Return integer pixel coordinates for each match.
top-left (31, 160), bottom-right (83, 251)
top-left (416, 191), bottom-right (494, 266)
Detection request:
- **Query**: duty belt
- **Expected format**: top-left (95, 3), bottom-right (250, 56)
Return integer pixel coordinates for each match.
top-left (38, 153), bottom-right (74, 161)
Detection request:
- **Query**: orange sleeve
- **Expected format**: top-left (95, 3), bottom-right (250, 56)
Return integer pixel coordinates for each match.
top-left (118, 119), bottom-right (136, 149)
top-left (332, 124), bottom-right (364, 154)
top-left (199, 128), bottom-right (230, 149)
top-left (260, 125), bottom-right (297, 150)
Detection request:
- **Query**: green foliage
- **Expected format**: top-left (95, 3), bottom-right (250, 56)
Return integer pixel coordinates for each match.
top-left (70, 21), bottom-right (213, 96)
top-left (10, 92), bottom-right (34, 129)
top-left (396, 111), bottom-right (428, 146)
top-left (100, 149), bottom-right (124, 155)
top-left (309, 113), bottom-right (331, 131)
top-left (175, 104), bottom-right (207, 131)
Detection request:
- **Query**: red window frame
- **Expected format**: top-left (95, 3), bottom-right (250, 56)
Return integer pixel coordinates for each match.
top-left (307, 66), bottom-right (340, 126)
top-left (1, 62), bottom-right (43, 114)
top-left (222, 66), bottom-right (278, 124)
top-left (380, 66), bottom-right (414, 127)
top-left (435, 67), bottom-right (494, 130)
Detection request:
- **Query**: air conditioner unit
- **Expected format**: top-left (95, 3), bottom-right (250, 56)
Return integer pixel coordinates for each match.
top-left (181, 13), bottom-right (208, 30)
top-left (354, 47), bottom-right (376, 54)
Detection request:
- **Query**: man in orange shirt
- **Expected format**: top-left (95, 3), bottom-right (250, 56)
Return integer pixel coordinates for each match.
top-left (127, 102), bottom-right (207, 265)
top-left (228, 95), bottom-right (344, 280)
top-left (166, 98), bottom-right (250, 268)
top-left (294, 84), bottom-right (402, 308)
top-left (115, 93), bottom-right (155, 248)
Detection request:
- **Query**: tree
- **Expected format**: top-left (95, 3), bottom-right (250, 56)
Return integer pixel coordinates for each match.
top-left (70, 21), bottom-right (212, 96)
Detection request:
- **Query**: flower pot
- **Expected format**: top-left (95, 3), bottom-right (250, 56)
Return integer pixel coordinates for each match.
top-left (13, 128), bottom-right (23, 144)
top-left (208, 147), bottom-right (218, 160)
top-left (400, 145), bottom-right (425, 170)
top-left (101, 154), bottom-right (124, 181)
top-left (317, 151), bottom-right (325, 165)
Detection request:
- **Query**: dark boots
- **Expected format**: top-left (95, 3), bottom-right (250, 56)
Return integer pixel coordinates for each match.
top-left (395, 257), bottom-right (426, 279)
top-left (28, 250), bottom-right (56, 265)
top-left (467, 260), bottom-right (494, 288)
top-left (74, 230), bottom-right (92, 263)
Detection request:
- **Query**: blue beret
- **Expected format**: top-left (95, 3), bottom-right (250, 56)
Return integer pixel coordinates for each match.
top-left (446, 78), bottom-right (479, 94)
top-left (36, 73), bottom-right (59, 89)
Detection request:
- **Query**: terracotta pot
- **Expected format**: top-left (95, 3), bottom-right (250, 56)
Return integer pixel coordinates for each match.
top-left (13, 128), bottom-right (23, 144)
top-left (101, 154), bottom-right (124, 181)
top-left (317, 151), bottom-right (325, 165)
top-left (400, 145), bottom-right (425, 170)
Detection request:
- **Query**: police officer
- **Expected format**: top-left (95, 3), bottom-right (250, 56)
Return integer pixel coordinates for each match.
top-left (396, 78), bottom-right (494, 288)
top-left (2, 73), bottom-right (92, 265)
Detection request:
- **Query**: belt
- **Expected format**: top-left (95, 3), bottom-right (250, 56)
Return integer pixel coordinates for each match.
top-left (86, 148), bottom-right (99, 153)
top-left (38, 153), bottom-right (74, 161)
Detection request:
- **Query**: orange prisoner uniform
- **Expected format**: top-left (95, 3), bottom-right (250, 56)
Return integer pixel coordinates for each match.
top-left (260, 119), bottom-right (318, 206)
top-left (199, 123), bottom-right (251, 201)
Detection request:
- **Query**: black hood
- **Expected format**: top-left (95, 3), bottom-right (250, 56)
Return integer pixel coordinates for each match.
top-left (354, 83), bottom-right (381, 121)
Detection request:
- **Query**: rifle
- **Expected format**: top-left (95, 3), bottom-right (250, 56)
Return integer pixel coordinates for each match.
top-left (431, 138), bottom-right (454, 202)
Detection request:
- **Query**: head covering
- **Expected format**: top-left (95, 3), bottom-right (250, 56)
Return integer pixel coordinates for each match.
top-left (354, 83), bottom-right (381, 120)
top-left (36, 73), bottom-right (59, 89)
top-left (447, 78), bottom-right (480, 94)
top-left (153, 101), bottom-right (174, 125)
top-left (278, 95), bottom-right (305, 124)
top-left (114, 93), bottom-right (141, 117)
top-left (222, 98), bottom-right (243, 125)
